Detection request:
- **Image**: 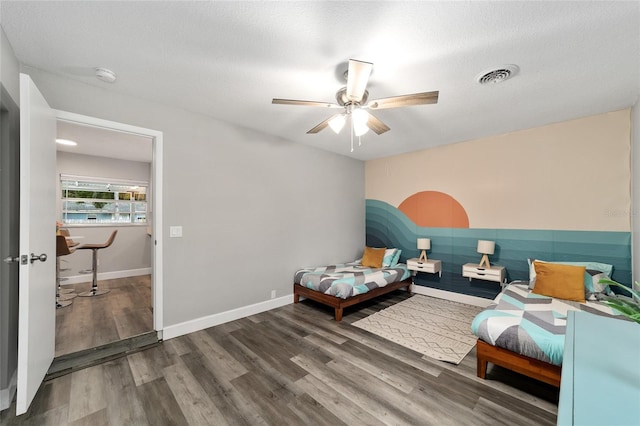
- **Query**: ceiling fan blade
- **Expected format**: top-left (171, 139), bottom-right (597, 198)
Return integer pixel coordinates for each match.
top-left (306, 115), bottom-right (341, 134)
top-left (346, 59), bottom-right (373, 103)
top-left (272, 99), bottom-right (341, 108)
top-left (367, 91), bottom-right (439, 110)
top-left (366, 112), bottom-right (391, 135)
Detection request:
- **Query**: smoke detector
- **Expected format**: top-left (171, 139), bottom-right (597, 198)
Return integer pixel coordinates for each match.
top-left (95, 67), bottom-right (117, 83)
top-left (476, 65), bottom-right (519, 85)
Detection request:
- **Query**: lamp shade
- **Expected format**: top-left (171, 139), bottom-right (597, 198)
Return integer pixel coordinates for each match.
top-left (477, 240), bottom-right (495, 255)
top-left (328, 114), bottom-right (346, 134)
top-left (417, 238), bottom-right (431, 250)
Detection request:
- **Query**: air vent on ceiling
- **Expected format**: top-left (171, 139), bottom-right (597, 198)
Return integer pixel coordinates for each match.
top-left (476, 65), bottom-right (519, 85)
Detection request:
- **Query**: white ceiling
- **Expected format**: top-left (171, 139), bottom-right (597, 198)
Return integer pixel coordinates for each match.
top-left (2, 1), bottom-right (639, 161)
top-left (57, 120), bottom-right (152, 163)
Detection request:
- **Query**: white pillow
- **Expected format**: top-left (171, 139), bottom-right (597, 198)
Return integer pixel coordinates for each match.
top-left (381, 248), bottom-right (398, 268)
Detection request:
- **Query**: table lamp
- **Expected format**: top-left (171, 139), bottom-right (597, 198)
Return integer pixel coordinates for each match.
top-left (477, 240), bottom-right (495, 268)
top-left (417, 238), bottom-right (431, 263)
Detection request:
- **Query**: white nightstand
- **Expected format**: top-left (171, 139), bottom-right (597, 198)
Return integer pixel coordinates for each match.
top-left (462, 263), bottom-right (506, 285)
top-left (407, 258), bottom-right (442, 277)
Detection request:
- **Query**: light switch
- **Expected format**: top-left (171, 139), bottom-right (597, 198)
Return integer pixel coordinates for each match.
top-left (169, 226), bottom-right (183, 238)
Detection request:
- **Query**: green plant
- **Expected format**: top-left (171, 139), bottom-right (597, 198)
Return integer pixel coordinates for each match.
top-left (599, 278), bottom-right (640, 324)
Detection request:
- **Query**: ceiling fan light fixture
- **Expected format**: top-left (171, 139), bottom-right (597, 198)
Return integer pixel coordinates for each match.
top-left (56, 138), bottom-right (77, 146)
top-left (352, 109), bottom-right (370, 136)
top-left (328, 114), bottom-right (346, 134)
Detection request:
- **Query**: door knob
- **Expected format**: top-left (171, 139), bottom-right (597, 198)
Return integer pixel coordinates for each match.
top-left (30, 253), bottom-right (47, 264)
top-left (3, 256), bottom-right (20, 264)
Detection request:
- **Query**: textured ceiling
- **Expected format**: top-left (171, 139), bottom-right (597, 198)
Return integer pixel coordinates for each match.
top-left (2, 1), bottom-right (639, 161)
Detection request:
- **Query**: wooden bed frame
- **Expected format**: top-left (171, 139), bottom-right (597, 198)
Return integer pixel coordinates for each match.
top-left (293, 278), bottom-right (412, 321)
top-left (476, 339), bottom-right (562, 387)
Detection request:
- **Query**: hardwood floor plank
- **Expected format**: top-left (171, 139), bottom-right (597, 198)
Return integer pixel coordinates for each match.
top-left (126, 343), bottom-right (179, 387)
top-left (304, 333), bottom-right (417, 394)
top-left (287, 392), bottom-right (348, 426)
top-left (25, 373), bottom-right (71, 416)
top-left (163, 359), bottom-right (229, 426)
top-left (136, 378), bottom-right (189, 426)
top-left (15, 405), bottom-right (69, 426)
top-left (295, 374), bottom-right (386, 426)
top-left (181, 352), bottom-right (266, 426)
top-left (473, 396), bottom-right (554, 426)
top-left (67, 366), bottom-right (107, 422)
top-left (187, 330), bottom-right (248, 382)
top-left (102, 357), bottom-right (149, 425)
top-left (230, 326), bottom-right (308, 381)
top-left (291, 353), bottom-right (419, 425)
top-left (230, 372), bottom-right (303, 424)
top-left (68, 407), bottom-right (109, 426)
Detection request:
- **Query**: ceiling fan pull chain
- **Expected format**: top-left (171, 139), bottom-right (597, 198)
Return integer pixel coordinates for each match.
top-left (350, 119), bottom-right (354, 152)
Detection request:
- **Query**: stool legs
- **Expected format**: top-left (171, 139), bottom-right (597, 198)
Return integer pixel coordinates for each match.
top-left (56, 256), bottom-right (75, 308)
top-left (78, 248), bottom-right (110, 297)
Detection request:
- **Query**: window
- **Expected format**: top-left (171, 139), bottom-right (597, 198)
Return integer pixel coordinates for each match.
top-left (61, 175), bottom-right (148, 225)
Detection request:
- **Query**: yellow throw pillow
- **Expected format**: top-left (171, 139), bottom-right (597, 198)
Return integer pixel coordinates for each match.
top-left (531, 261), bottom-right (586, 302)
top-left (361, 246), bottom-right (387, 268)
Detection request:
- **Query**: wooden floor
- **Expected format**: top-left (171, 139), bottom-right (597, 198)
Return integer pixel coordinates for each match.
top-left (55, 275), bottom-right (153, 357)
top-left (3, 291), bottom-right (559, 425)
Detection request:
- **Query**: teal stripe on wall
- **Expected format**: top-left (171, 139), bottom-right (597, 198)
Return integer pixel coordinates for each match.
top-left (366, 199), bottom-right (632, 299)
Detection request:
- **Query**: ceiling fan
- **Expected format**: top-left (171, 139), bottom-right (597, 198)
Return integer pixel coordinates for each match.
top-left (272, 59), bottom-right (439, 148)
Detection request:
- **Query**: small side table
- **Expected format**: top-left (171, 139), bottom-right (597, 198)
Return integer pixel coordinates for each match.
top-left (407, 258), bottom-right (442, 278)
top-left (462, 263), bottom-right (506, 286)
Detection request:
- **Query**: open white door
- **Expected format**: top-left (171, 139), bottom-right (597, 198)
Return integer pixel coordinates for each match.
top-left (15, 74), bottom-right (57, 415)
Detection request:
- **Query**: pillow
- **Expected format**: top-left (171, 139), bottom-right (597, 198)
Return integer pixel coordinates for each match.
top-left (390, 249), bottom-right (402, 267)
top-left (528, 258), bottom-right (614, 290)
top-left (531, 261), bottom-right (586, 302)
top-left (381, 248), bottom-right (398, 267)
top-left (585, 269), bottom-right (613, 300)
top-left (361, 246), bottom-right (386, 268)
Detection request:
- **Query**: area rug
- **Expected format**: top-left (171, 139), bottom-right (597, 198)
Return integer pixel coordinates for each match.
top-left (352, 295), bottom-right (483, 364)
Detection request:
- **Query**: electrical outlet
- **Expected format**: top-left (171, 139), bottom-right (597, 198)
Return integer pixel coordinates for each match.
top-left (271, 290), bottom-right (276, 299)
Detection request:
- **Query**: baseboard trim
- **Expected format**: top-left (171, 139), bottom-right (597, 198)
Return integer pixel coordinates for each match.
top-left (411, 284), bottom-right (493, 308)
top-left (163, 295), bottom-right (293, 340)
top-left (0, 369), bottom-right (17, 411)
top-left (61, 267), bottom-right (152, 285)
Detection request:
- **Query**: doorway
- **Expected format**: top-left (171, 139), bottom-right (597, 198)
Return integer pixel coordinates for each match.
top-left (52, 110), bottom-right (163, 365)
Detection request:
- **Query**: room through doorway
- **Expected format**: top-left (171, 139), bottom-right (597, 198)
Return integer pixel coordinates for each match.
top-left (51, 112), bottom-right (163, 370)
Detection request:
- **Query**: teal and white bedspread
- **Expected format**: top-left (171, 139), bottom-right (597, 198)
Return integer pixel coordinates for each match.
top-left (471, 283), bottom-right (617, 366)
top-left (294, 262), bottom-right (410, 300)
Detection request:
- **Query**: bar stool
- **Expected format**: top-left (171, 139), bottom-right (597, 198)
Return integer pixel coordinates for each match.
top-left (57, 228), bottom-right (78, 294)
top-left (77, 230), bottom-right (118, 297)
top-left (56, 235), bottom-right (77, 308)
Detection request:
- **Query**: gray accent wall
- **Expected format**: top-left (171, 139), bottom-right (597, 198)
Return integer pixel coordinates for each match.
top-left (24, 66), bottom-right (365, 328)
top-left (56, 152), bottom-right (152, 277)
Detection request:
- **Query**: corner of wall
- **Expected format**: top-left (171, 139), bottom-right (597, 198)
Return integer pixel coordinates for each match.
top-left (632, 101), bottom-right (640, 287)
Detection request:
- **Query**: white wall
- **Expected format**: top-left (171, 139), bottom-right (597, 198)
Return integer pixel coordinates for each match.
top-left (56, 152), bottom-right (152, 279)
top-left (632, 101), bottom-right (639, 287)
top-left (24, 66), bottom-right (365, 328)
top-left (0, 26), bottom-right (20, 105)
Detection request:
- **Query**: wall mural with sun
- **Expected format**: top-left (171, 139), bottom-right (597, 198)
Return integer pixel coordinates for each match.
top-left (365, 110), bottom-right (632, 299)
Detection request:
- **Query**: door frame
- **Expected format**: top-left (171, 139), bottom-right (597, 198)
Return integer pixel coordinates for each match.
top-left (54, 110), bottom-right (164, 334)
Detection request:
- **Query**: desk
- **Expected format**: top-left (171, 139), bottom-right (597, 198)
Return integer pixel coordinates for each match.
top-left (557, 311), bottom-right (640, 425)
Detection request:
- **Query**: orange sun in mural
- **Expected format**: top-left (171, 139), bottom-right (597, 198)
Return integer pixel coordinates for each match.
top-left (398, 191), bottom-right (469, 228)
